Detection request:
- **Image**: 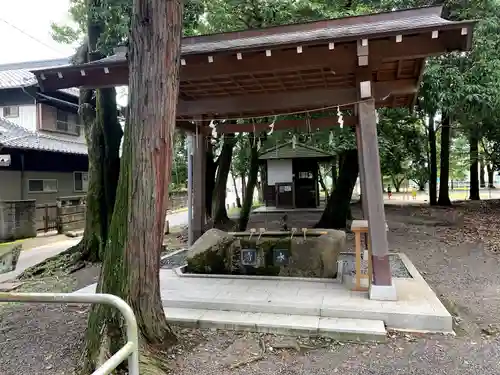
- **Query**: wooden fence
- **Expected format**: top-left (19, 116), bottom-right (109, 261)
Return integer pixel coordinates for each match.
top-left (35, 192), bottom-right (188, 234)
top-left (35, 195), bottom-right (86, 234)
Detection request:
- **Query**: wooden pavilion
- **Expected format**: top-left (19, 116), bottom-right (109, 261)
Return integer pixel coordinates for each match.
top-left (29, 6), bottom-right (474, 300)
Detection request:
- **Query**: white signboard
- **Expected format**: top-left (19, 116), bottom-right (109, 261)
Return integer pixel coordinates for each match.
top-left (0, 154), bottom-right (11, 167)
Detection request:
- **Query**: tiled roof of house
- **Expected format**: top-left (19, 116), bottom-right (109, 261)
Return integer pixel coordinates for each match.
top-left (259, 141), bottom-right (334, 160)
top-left (0, 117), bottom-right (87, 155)
top-left (0, 58), bottom-right (79, 96)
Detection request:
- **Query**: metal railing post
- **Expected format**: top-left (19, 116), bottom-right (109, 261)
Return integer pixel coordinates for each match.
top-left (0, 292), bottom-right (140, 375)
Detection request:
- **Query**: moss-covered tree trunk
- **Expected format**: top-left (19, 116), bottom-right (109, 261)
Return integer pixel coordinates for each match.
top-left (82, 0), bottom-right (182, 371)
top-left (239, 135), bottom-right (259, 231)
top-left (469, 127), bottom-right (480, 200)
top-left (18, 3), bottom-right (121, 280)
top-left (480, 160), bottom-right (486, 188)
top-left (428, 114), bottom-right (438, 205)
top-left (315, 149), bottom-right (359, 229)
top-left (212, 133), bottom-right (236, 227)
top-left (437, 115), bottom-right (452, 206)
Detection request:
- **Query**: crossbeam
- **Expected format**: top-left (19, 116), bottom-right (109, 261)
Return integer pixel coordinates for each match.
top-left (177, 79), bottom-right (416, 118)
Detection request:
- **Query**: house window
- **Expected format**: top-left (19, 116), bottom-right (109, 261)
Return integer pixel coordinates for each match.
top-left (298, 171), bottom-right (313, 179)
top-left (2, 106), bottom-right (19, 118)
top-left (74, 171), bottom-right (89, 192)
top-left (56, 109), bottom-right (69, 132)
top-left (28, 179), bottom-right (58, 193)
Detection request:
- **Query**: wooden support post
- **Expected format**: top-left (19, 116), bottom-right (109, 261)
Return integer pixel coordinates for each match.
top-left (358, 99), bottom-right (394, 296)
top-left (193, 123), bottom-right (207, 241)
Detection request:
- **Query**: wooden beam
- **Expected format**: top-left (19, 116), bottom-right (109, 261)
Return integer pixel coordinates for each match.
top-left (181, 34), bottom-right (452, 82)
top-left (177, 79), bottom-right (416, 118)
top-left (217, 117), bottom-right (356, 133)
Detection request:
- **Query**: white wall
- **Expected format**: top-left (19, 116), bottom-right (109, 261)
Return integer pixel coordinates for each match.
top-left (267, 159), bottom-right (293, 185)
top-left (0, 104), bottom-right (37, 131)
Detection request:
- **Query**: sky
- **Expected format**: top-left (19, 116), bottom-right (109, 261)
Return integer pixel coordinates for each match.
top-left (0, 0), bottom-right (77, 64)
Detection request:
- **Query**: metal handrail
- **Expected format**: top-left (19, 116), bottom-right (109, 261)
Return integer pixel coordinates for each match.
top-left (0, 292), bottom-right (139, 375)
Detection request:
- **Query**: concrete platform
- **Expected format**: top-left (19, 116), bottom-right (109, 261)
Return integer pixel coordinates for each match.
top-left (75, 253), bottom-right (452, 334)
top-left (166, 308), bottom-right (387, 342)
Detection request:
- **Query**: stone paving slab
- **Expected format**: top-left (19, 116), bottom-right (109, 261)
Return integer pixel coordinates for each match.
top-left (165, 307), bottom-right (387, 342)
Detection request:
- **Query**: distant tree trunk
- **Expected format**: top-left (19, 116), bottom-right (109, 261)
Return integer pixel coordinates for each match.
top-left (82, 0), bottom-right (182, 371)
top-left (469, 128), bottom-right (480, 200)
top-left (239, 136), bottom-right (259, 231)
top-left (241, 174), bottom-right (246, 201)
top-left (487, 164), bottom-right (495, 188)
top-left (231, 167), bottom-right (241, 208)
top-left (428, 114), bottom-right (438, 205)
top-left (318, 168), bottom-right (329, 200)
top-left (479, 160), bottom-right (486, 188)
top-left (437, 115), bottom-right (452, 206)
top-left (331, 156), bottom-right (338, 191)
top-left (212, 133), bottom-right (236, 227)
top-left (205, 145), bottom-right (217, 219)
top-left (315, 149), bottom-right (359, 229)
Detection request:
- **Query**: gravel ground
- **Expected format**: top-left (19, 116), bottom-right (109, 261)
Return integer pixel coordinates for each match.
top-left (339, 253), bottom-right (412, 278)
top-left (2, 202), bottom-right (500, 375)
top-left (161, 249), bottom-right (188, 269)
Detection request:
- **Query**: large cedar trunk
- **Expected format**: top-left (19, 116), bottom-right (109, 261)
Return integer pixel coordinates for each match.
top-left (487, 164), bottom-right (495, 188)
top-left (437, 115), bottom-right (452, 206)
top-left (428, 115), bottom-right (437, 205)
top-left (212, 133), bottom-right (236, 227)
top-left (315, 149), bottom-right (359, 229)
top-left (469, 128), bottom-right (480, 200)
top-left (82, 0), bottom-right (182, 371)
top-left (239, 135), bottom-right (259, 231)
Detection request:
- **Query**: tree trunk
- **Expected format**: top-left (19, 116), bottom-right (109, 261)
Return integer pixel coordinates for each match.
top-left (487, 164), bottom-right (495, 188)
top-left (480, 160), bottom-right (486, 188)
top-left (315, 149), bottom-right (359, 229)
top-left (19, 8), bottom-right (122, 280)
top-left (318, 168), bottom-right (329, 200)
top-left (469, 128), bottom-right (480, 200)
top-left (239, 136), bottom-right (259, 231)
top-left (428, 114), bottom-right (437, 205)
top-left (241, 174), bottom-right (247, 200)
top-left (205, 146), bottom-right (217, 219)
top-left (437, 115), bottom-right (452, 206)
top-left (331, 156), bottom-right (338, 191)
top-left (82, 0), bottom-right (182, 371)
top-left (231, 167), bottom-right (242, 208)
top-left (212, 133), bottom-right (236, 227)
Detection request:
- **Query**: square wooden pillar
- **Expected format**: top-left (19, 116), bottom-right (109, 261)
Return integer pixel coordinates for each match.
top-left (192, 124), bottom-right (206, 241)
top-left (357, 99), bottom-right (396, 300)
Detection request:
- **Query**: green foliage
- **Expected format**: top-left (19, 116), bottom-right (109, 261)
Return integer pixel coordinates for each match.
top-left (378, 108), bottom-right (428, 187)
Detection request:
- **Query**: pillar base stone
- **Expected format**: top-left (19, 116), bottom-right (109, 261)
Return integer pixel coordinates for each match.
top-left (369, 283), bottom-right (397, 301)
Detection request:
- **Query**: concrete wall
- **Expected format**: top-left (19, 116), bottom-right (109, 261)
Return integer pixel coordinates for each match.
top-left (0, 104), bottom-right (37, 130)
top-left (0, 170), bottom-right (87, 204)
top-left (267, 159), bottom-right (293, 185)
top-left (0, 200), bottom-right (36, 241)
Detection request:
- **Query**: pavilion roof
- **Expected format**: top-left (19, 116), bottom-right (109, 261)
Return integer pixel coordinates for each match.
top-left (259, 141), bottom-right (334, 160)
top-left (31, 6), bottom-right (475, 124)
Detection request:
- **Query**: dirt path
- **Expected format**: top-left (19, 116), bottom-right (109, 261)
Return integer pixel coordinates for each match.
top-left (2, 202), bottom-right (500, 374)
